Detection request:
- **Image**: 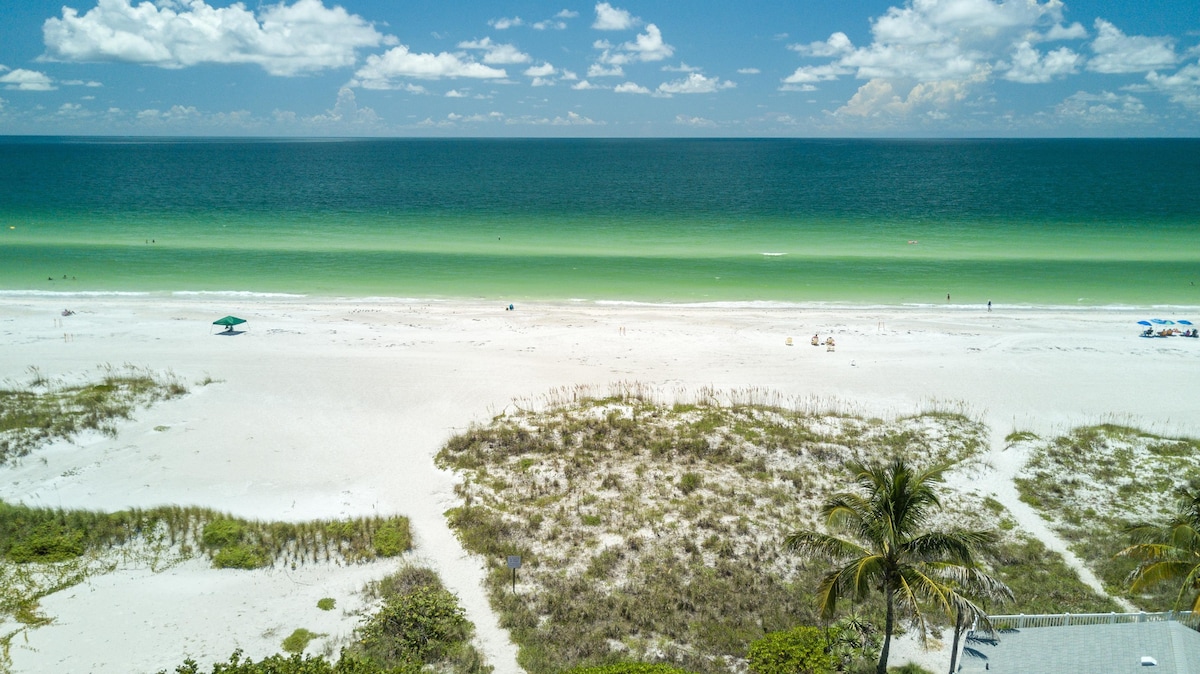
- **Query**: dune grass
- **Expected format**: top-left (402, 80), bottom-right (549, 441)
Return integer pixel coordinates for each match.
top-left (0, 365), bottom-right (189, 464)
top-left (436, 387), bottom-right (1103, 674)
top-left (1014, 424), bottom-right (1200, 610)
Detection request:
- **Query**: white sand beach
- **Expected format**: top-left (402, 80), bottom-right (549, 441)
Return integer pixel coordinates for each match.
top-left (2, 294), bottom-right (1198, 673)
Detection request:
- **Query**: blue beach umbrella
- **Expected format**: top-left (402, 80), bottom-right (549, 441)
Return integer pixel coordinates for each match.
top-left (1179, 320), bottom-right (1194, 326)
top-left (1137, 320), bottom-right (1152, 326)
top-left (1151, 319), bottom-right (1174, 325)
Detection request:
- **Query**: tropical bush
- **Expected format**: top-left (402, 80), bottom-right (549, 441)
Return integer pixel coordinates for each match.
top-left (746, 626), bottom-right (835, 674)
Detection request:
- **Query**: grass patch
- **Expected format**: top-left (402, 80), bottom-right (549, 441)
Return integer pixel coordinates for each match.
top-left (1014, 424), bottom-right (1200, 610)
top-left (0, 365), bottom-right (188, 463)
top-left (436, 393), bottom-right (1007, 674)
top-left (280, 628), bottom-right (325, 654)
top-left (317, 597), bottom-right (336, 611)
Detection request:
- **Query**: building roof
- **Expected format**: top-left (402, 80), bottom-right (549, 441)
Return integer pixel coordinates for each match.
top-left (959, 621), bottom-right (1200, 674)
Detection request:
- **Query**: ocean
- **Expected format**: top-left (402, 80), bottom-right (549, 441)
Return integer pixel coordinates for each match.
top-left (2, 137), bottom-right (1198, 306)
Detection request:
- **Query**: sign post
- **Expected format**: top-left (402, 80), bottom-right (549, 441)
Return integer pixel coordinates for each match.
top-left (506, 555), bottom-right (522, 593)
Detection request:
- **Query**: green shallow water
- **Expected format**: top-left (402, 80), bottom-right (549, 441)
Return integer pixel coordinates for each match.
top-left (2, 138), bottom-right (1199, 306)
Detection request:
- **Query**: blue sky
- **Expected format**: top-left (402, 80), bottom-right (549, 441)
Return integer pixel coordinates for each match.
top-left (1, 0), bottom-right (1198, 136)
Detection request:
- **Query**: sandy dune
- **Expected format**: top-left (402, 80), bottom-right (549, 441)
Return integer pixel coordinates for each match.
top-left (1, 295), bottom-right (1197, 673)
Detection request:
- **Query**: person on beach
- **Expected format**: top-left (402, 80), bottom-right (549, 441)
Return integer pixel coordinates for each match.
top-left (987, 300), bottom-right (992, 312)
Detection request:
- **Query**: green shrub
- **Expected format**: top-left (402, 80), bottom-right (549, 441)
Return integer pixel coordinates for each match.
top-left (212, 544), bottom-right (268, 569)
top-left (281, 628), bottom-right (324, 654)
top-left (888, 665), bottom-right (935, 674)
top-left (6, 524), bottom-right (85, 563)
top-left (564, 665), bottom-right (699, 674)
top-left (356, 586), bottom-right (469, 664)
top-left (202, 519), bottom-right (244, 548)
top-left (317, 597), bottom-right (336, 611)
top-left (747, 626), bottom-right (836, 674)
top-left (678, 473), bottom-right (703, 495)
top-left (372, 520), bottom-right (411, 557)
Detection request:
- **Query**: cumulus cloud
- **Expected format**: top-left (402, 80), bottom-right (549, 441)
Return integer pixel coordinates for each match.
top-left (489, 16), bottom-right (522, 30)
top-left (1145, 63), bottom-right (1200, 110)
top-left (593, 2), bottom-right (636, 30)
top-left (0, 67), bottom-right (56, 91)
top-left (588, 63), bottom-right (624, 78)
top-left (662, 62), bottom-right (700, 73)
top-left (675, 114), bottom-right (717, 127)
top-left (790, 32), bottom-right (854, 57)
top-left (458, 38), bottom-right (530, 65)
top-left (613, 81), bottom-right (650, 94)
top-left (783, 0), bottom-right (1103, 118)
top-left (1054, 89), bottom-right (1147, 124)
top-left (308, 86), bottom-right (381, 125)
top-left (656, 72), bottom-right (735, 95)
top-left (595, 23), bottom-right (673, 68)
top-left (737, 68), bottom-right (760, 75)
top-left (524, 63), bottom-right (556, 78)
top-left (352, 45), bottom-right (506, 88)
top-left (1088, 19), bottom-right (1177, 74)
top-left (445, 89), bottom-right (467, 97)
top-left (572, 79), bottom-right (599, 90)
top-left (1002, 42), bottom-right (1081, 83)
top-left (42, 0), bottom-right (391, 76)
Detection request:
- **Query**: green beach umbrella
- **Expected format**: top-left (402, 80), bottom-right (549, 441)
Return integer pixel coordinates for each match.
top-left (212, 315), bottom-right (247, 332)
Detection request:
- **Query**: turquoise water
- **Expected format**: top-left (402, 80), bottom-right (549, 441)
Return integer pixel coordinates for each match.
top-left (2, 137), bottom-right (1198, 305)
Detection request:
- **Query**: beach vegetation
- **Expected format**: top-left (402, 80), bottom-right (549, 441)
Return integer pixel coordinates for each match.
top-left (0, 365), bottom-right (188, 463)
top-left (1118, 486), bottom-right (1200, 612)
top-left (435, 386), bottom-right (1066, 674)
top-left (318, 597), bottom-right (336, 611)
top-left (282, 628), bottom-right (326, 654)
top-left (745, 626), bottom-right (835, 674)
top-left (1014, 424), bottom-right (1200, 609)
top-left (783, 459), bottom-right (1003, 674)
top-left (563, 665), bottom-right (699, 674)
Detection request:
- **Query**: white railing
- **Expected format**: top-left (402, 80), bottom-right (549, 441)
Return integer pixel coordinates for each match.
top-left (983, 610), bottom-right (1199, 630)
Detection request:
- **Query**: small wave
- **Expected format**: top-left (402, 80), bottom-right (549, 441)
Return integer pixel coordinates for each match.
top-left (0, 290), bottom-right (151, 297)
top-left (760, 252), bottom-right (786, 257)
top-left (172, 290), bottom-right (307, 298)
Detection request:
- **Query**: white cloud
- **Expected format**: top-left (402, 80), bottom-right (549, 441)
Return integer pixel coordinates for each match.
top-left (621, 24), bottom-right (673, 62)
top-left (593, 2), bottom-right (636, 30)
top-left (458, 38), bottom-right (530, 65)
top-left (662, 62), bottom-right (700, 73)
top-left (489, 16), bottom-right (522, 30)
top-left (62, 79), bottom-right (103, 87)
top-left (656, 72), bottom-right (735, 95)
top-left (0, 68), bottom-right (56, 91)
top-left (837, 72), bottom-right (985, 118)
top-left (790, 32), bottom-right (854, 57)
top-left (675, 114), bottom-right (717, 127)
top-left (1145, 63), bottom-right (1200, 110)
top-left (782, 64), bottom-right (849, 85)
top-left (1088, 19), bottom-right (1177, 74)
top-left (1043, 22), bottom-right (1087, 41)
top-left (352, 45), bottom-right (506, 88)
top-left (1054, 89), bottom-right (1147, 124)
top-left (525, 63), bottom-right (556, 78)
top-left (784, 0), bottom-right (1089, 119)
top-left (560, 69), bottom-right (578, 81)
top-left (445, 89), bottom-right (467, 97)
top-left (42, 0), bottom-right (391, 76)
top-left (552, 111), bottom-right (598, 125)
top-left (557, 10), bottom-right (580, 19)
top-left (737, 68), bottom-right (761, 75)
top-left (614, 81), bottom-right (650, 94)
top-left (533, 19), bottom-right (566, 30)
top-left (309, 86), bottom-right (381, 125)
top-left (1002, 42), bottom-right (1081, 83)
top-left (572, 79), bottom-right (599, 90)
top-left (588, 63), bottom-right (624, 78)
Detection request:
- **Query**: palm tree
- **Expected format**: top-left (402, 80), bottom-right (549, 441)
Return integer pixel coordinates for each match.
top-left (1119, 486), bottom-right (1200, 612)
top-left (944, 566), bottom-right (1012, 674)
top-left (783, 458), bottom-right (1000, 674)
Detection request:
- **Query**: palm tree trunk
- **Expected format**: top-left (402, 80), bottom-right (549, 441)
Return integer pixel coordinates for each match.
top-left (878, 584), bottom-right (895, 674)
top-left (948, 607), bottom-right (964, 674)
